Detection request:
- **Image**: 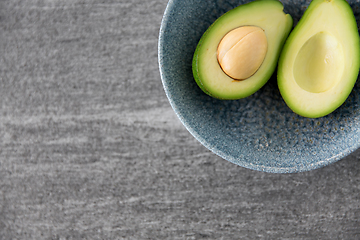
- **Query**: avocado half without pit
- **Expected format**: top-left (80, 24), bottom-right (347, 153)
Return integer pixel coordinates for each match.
top-left (192, 0), bottom-right (293, 100)
top-left (278, 0), bottom-right (360, 118)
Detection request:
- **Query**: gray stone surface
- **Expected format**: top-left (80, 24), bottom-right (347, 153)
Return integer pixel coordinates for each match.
top-left (0, 0), bottom-right (359, 239)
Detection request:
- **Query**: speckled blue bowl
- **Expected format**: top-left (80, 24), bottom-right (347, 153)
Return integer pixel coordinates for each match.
top-left (158, 0), bottom-right (360, 173)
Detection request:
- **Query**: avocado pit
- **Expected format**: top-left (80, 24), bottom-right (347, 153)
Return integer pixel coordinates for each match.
top-left (217, 26), bottom-right (268, 80)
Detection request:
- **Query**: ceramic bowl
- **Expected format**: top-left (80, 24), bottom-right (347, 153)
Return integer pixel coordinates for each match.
top-left (158, 0), bottom-right (360, 173)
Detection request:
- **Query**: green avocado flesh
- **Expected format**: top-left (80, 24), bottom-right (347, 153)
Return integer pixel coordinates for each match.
top-left (278, 0), bottom-right (360, 118)
top-left (192, 0), bottom-right (293, 100)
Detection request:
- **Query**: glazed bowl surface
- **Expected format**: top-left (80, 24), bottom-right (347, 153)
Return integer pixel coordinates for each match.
top-left (158, 0), bottom-right (360, 173)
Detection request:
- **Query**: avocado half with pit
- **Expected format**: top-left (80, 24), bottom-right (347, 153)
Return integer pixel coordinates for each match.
top-left (192, 0), bottom-right (293, 100)
top-left (278, 0), bottom-right (360, 118)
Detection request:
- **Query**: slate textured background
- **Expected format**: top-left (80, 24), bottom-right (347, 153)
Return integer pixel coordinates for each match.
top-left (0, 0), bottom-right (359, 239)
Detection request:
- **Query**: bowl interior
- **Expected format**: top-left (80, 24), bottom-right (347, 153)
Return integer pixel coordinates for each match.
top-left (158, 0), bottom-right (360, 173)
